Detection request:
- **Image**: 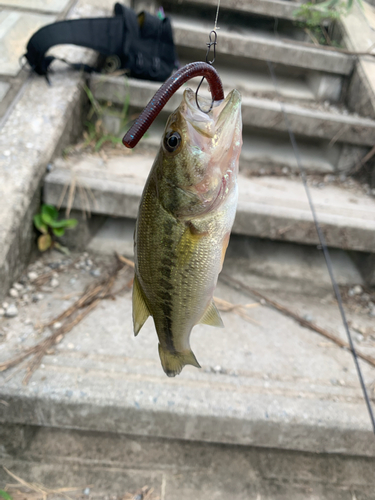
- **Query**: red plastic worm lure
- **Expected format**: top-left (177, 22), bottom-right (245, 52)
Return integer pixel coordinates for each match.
top-left (123, 61), bottom-right (224, 149)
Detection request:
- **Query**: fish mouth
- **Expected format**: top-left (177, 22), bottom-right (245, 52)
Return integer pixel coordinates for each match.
top-left (181, 88), bottom-right (242, 164)
top-left (180, 87), bottom-right (242, 189)
top-left (182, 88), bottom-right (242, 139)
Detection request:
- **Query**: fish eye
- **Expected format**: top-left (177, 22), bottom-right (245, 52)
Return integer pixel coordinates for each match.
top-left (164, 131), bottom-right (181, 153)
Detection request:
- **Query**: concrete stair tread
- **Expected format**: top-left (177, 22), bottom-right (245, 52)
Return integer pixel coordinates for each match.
top-left (1, 251), bottom-right (375, 458)
top-left (171, 15), bottom-right (353, 75)
top-left (165, 0), bottom-right (305, 21)
top-left (44, 153), bottom-right (375, 251)
top-left (91, 75), bottom-right (375, 146)
top-left (176, 59), bottom-right (317, 102)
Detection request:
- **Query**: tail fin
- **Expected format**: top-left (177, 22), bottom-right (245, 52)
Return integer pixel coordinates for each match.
top-left (158, 344), bottom-right (201, 377)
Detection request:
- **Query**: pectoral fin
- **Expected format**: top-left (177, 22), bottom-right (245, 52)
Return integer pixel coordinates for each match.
top-left (158, 344), bottom-right (201, 377)
top-left (177, 222), bottom-right (209, 267)
top-left (132, 274), bottom-right (151, 336)
top-left (199, 301), bottom-right (224, 328)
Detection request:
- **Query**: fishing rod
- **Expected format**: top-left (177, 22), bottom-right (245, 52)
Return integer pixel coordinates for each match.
top-left (266, 62), bottom-right (375, 433)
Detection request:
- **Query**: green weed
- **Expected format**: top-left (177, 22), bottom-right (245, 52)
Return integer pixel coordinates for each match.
top-left (294, 0), bottom-right (361, 46)
top-left (0, 491), bottom-right (12, 500)
top-left (82, 79), bottom-right (130, 151)
top-left (33, 204), bottom-right (77, 254)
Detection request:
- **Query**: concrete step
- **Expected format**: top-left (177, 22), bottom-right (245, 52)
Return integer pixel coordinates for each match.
top-left (169, 15), bottom-right (353, 76)
top-left (0, 248), bottom-right (374, 499)
top-left (1, 423), bottom-right (375, 499)
top-left (111, 114), bottom-right (357, 176)
top-left (91, 75), bottom-right (375, 148)
top-left (0, 248), bottom-right (374, 446)
top-left (87, 216), bottom-right (365, 292)
top-left (43, 153), bottom-right (375, 253)
top-left (162, 0), bottom-right (306, 22)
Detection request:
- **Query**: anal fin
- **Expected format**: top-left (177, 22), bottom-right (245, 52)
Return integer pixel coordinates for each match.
top-left (199, 301), bottom-right (224, 328)
top-left (158, 344), bottom-right (201, 377)
top-left (132, 274), bottom-right (151, 336)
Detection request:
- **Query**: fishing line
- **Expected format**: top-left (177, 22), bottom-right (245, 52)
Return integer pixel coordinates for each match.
top-left (266, 59), bottom-right (375, 434)
top-left (195, 0), bottom-right (221, 113)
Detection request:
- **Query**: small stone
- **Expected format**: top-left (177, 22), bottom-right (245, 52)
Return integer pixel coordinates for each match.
top-left (339, 379), bottom-right (346, 386)
top-left (67, 343), bottom-right (75, 349)
top-left (53, 322), bottom-right (62, 330)
top-left (2, 302), bottom-right (8, 309)
top-left (13, 283), bottom-right (23, 291)
top-left (50, 278), bottom-right (59, 288)
top-left (5, 304), bottom-right (18, 318)
top-left (213, 365), bottom-right (222, 373)
top-left (24, 318), bottom-right (33, 325)
top-left (324, 174), bottom-right (335, 183)
top-left (48, 262), bottom-right (60, 269)
top-left (303, 314), bottom-right (314, 322)
top-left (28, 271), bottom-right (38, 282)
top-left (32, 293), bottom-right (44, 303)
top-left (83, 488), bottom-right (90, 496)
top-left (259, 299), bottom-right (266, 305)
top-left (86, 259), bottom-right (93, 267)
top-left (9, 288), bottom-right (19, 298)
top-left (356, 333), bottom-right (364, 342)
top-left (281, 167), bottom-right (289, 175)
top-left (22, 295), bottom-right (30, 305)
top-left (90, 269), bottom-right (101, 277)
top-left (0, 308), bottom-right (4, 317)
top-left (348, 285), bottom-right (363, 296)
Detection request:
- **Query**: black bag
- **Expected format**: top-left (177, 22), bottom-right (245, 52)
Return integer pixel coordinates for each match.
top-left (24, 3), bottom-right (177, 82)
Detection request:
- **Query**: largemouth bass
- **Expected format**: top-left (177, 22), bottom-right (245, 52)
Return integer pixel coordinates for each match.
top-left (133, 88), bottom-right (242, 376)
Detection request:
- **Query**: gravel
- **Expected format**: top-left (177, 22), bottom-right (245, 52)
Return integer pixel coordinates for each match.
top-left (9, 288), bottom-right (19, 298)
top-left (27, 271), bottom-right (38, 282)
top-left (5, 304), bottom-right (18, 318)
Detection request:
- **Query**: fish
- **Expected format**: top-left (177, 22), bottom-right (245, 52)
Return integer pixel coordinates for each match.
top-left (132, 87), bottom-right (242, 377)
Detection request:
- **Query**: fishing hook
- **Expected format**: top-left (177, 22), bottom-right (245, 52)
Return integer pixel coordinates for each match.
top-left (123, 61), bottom-right (224, 148)
top-left (195, 30), bottom-right (218, 114)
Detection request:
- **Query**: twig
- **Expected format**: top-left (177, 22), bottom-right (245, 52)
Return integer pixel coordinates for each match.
top-left (116, 252), bottom-right (135, 268)
top-left (0, 259), bottom-right (130, 383)
top-left (221, 273), bottom-right (375, 369)
top-left (214, 296), bottom-right (260, 325)
top-left (3, 467), bottom-right (81, 500)
top-left (352, 145), bottom-right (375, 173)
